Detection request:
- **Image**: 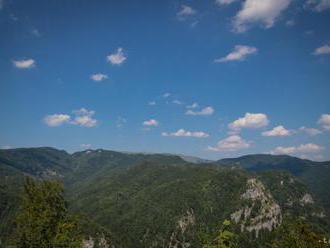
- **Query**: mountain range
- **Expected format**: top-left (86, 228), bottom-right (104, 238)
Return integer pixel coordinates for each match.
top-left (1, 147), bottom-right (330, 247)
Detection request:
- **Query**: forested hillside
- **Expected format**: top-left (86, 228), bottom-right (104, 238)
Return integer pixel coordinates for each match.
top-left (1, 147), bottom-right (330, 247)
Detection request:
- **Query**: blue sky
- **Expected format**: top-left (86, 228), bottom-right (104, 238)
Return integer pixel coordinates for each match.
top-left (1, 0), bottom-right (330, 160)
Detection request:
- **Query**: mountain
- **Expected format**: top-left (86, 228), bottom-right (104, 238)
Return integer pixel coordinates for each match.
top-left (216, 154), bottom-right (330, 211)
top-left (0, 148), bottom-right (330, 247)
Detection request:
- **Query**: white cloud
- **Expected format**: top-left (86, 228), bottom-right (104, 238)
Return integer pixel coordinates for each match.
top-left (306, 0), bottom-right (330, 12)
top-left (214, 45), bottom-right (257, 63)
top-left (318, 114), bottom-right (330, 130)
top-left (173, 100), bottom-right (183, 105)
top-left (186, 102), bottom-right (199, 109)
top-left (177, 5), bottom-right (196, 19)
top-left (262, 125), bottom-right (292, 137)
top-left (208, 135), bottom-right (250, 152)
top-left (216, 0), bottom-right (238, 5)
top-left (148, 101), bottom-right (156, 106)
top-left (107, 48), bottom-right (127, 65)
top-left (90, 73), bottom-right (108, 81)
top-left (31, 28), bottom-right (41, 37)
top-left (116, 116), bottom-right (127, 128)
top-left (313, 44), bottom-right (330, 55)
top-left (44, 108), bottom-right (98, 128)
top-left (229, 113), bottom-right (269, 132)
top-left (299, 126), bottom-right (322, 136)
top-left (13, 59), bottom-right (35, 69)
top-left (233, 0), bottom-right (291, 33)
top-left (285, 19), bottom-right (295, 27)
top-left (80, 144), bottom-right (92, 149)
top-left (163, 92), bottom-right (171, 98)
top-left (72, 108), bottom-right (97, 127)
top-left (143, 119), bottom-right (159, 127)
top-left (186, 106), bottom-right (214, 116)
top-left (44, 114), bottom-right (71, 127)
top-left (162, 129), bottom-right (209, 138)
top-left (271, 143), bottom-right (324, 155)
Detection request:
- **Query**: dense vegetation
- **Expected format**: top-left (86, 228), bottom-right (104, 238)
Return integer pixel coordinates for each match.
top-left (0, 147), bottom-right (330, 247)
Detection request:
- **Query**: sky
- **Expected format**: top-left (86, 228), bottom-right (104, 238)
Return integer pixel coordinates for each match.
top-left (1, 0), bottom-right (330, 160)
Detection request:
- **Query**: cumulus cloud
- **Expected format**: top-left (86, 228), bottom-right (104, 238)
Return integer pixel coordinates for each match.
top-left (262, 125), bottom-right (292, 137)
top-left (216, 0), bottom-right (238, 5)
top-left (214, 45), bottom-right (257, 63)
top-left (13, 59), bottom-right (35, 69)
top-left (44, 114), bottom-right (71, 127)
top-left (186, 106), bottom-right (214, 116)
top-left (163, 93), bottom-right (171, 98)
top-left (162, 129), bottom-right (209, 138)
top-left (299, 126), bottom-right (322, 136)
top-left (44, 108), bottom-right (98, 128)
top-left (107, 48), bottom-right (127, 65)
top-left (271, 143), bottom-right (324, 155)
top-left (229, 113), bottom-right (269, 132)
top-left (90, 73), bottom-right (108, 81)
top-left (306, 0), bottom-right (330, 12)
top-left (313, 44), bottom-right (330, 55)
top-left (318, 114), bottom-right (330, 130)
top-left (232, 0), bottom-right (291, 33)
top-left (72, 108), bottom-right (98, 127)
top-left (172, 100), bottom-right (183, 105)
top-left (143, 119), bottom-right (159, 127)
top-left (186, 102), bottom-right (199, 109)
top-left (177, 5), bottom-right (196, 20)
top-left (208, 135), bottom-right (250, 152)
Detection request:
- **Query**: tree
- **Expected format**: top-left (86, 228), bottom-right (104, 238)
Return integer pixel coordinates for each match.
top-left (14, 177), bottom-right (81, 248)
top-left (203, 220), bottom-right (237, 248)
top-left (271, 219), bottom-right (330, 248)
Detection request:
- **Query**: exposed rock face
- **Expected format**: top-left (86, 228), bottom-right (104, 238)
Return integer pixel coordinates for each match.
top-left (168, 209), bottom-right (195, 248)
top-left (231, 178), bottom-right (282, 238)
top-left (82, 235), bottom-right (110, 248)
top-left (300, 193), bottom-right (314, 206)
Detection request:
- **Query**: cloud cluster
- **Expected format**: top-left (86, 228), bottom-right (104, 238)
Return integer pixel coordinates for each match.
top-left (216, 0), bottom-right (238, 6)
top-left (262, 125), bottom-right (292, 137)
top-left (44, 114), bottom-right (71, 127)
top-left (186, 102), bottom-right (199, 109)
top-left (313, 44), bottom-right (330, 55)
top-left (299, 126), bottom-right (322, 136)
top-left (208, 135), bottom-right (250, 152)
top-left (229, 113), bottom-right (269, 132)
top-left (143, 119), bottom-right (159, 127)
top-left (186, 106), bottom-right (214, 116)
top-left (90, 73), bottom-right (108, 81)
top-left (162, 129), bottom-right (209, 138)
top-left (44, 108), bottom-right (97, 128)
top-left (13, 59), bottom-right (35, 69)
top-left (215, 45), bottom-right (257, 63)
top-left (107, 48), bottom-right (127, 65)
top-left (306, 0), bottom-right (330, 12)
top-left (271, 143), bottom-right (324, 155)
top-left (319, 114), bottom-right (330, 130)
top-left (233, 0), bottom-right (291, 33)
top-left (177, 5), bottom-right (196, 20)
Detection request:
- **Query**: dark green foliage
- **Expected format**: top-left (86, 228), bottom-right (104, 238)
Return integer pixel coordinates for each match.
top-left (14, 177), bottom-right (81, 248)
top-left (0, 147), bottom-right (330, 247)
top-left (202, 220), bottom-right (237, 248)
top-left (271, 219), bottom-right (330, 248)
